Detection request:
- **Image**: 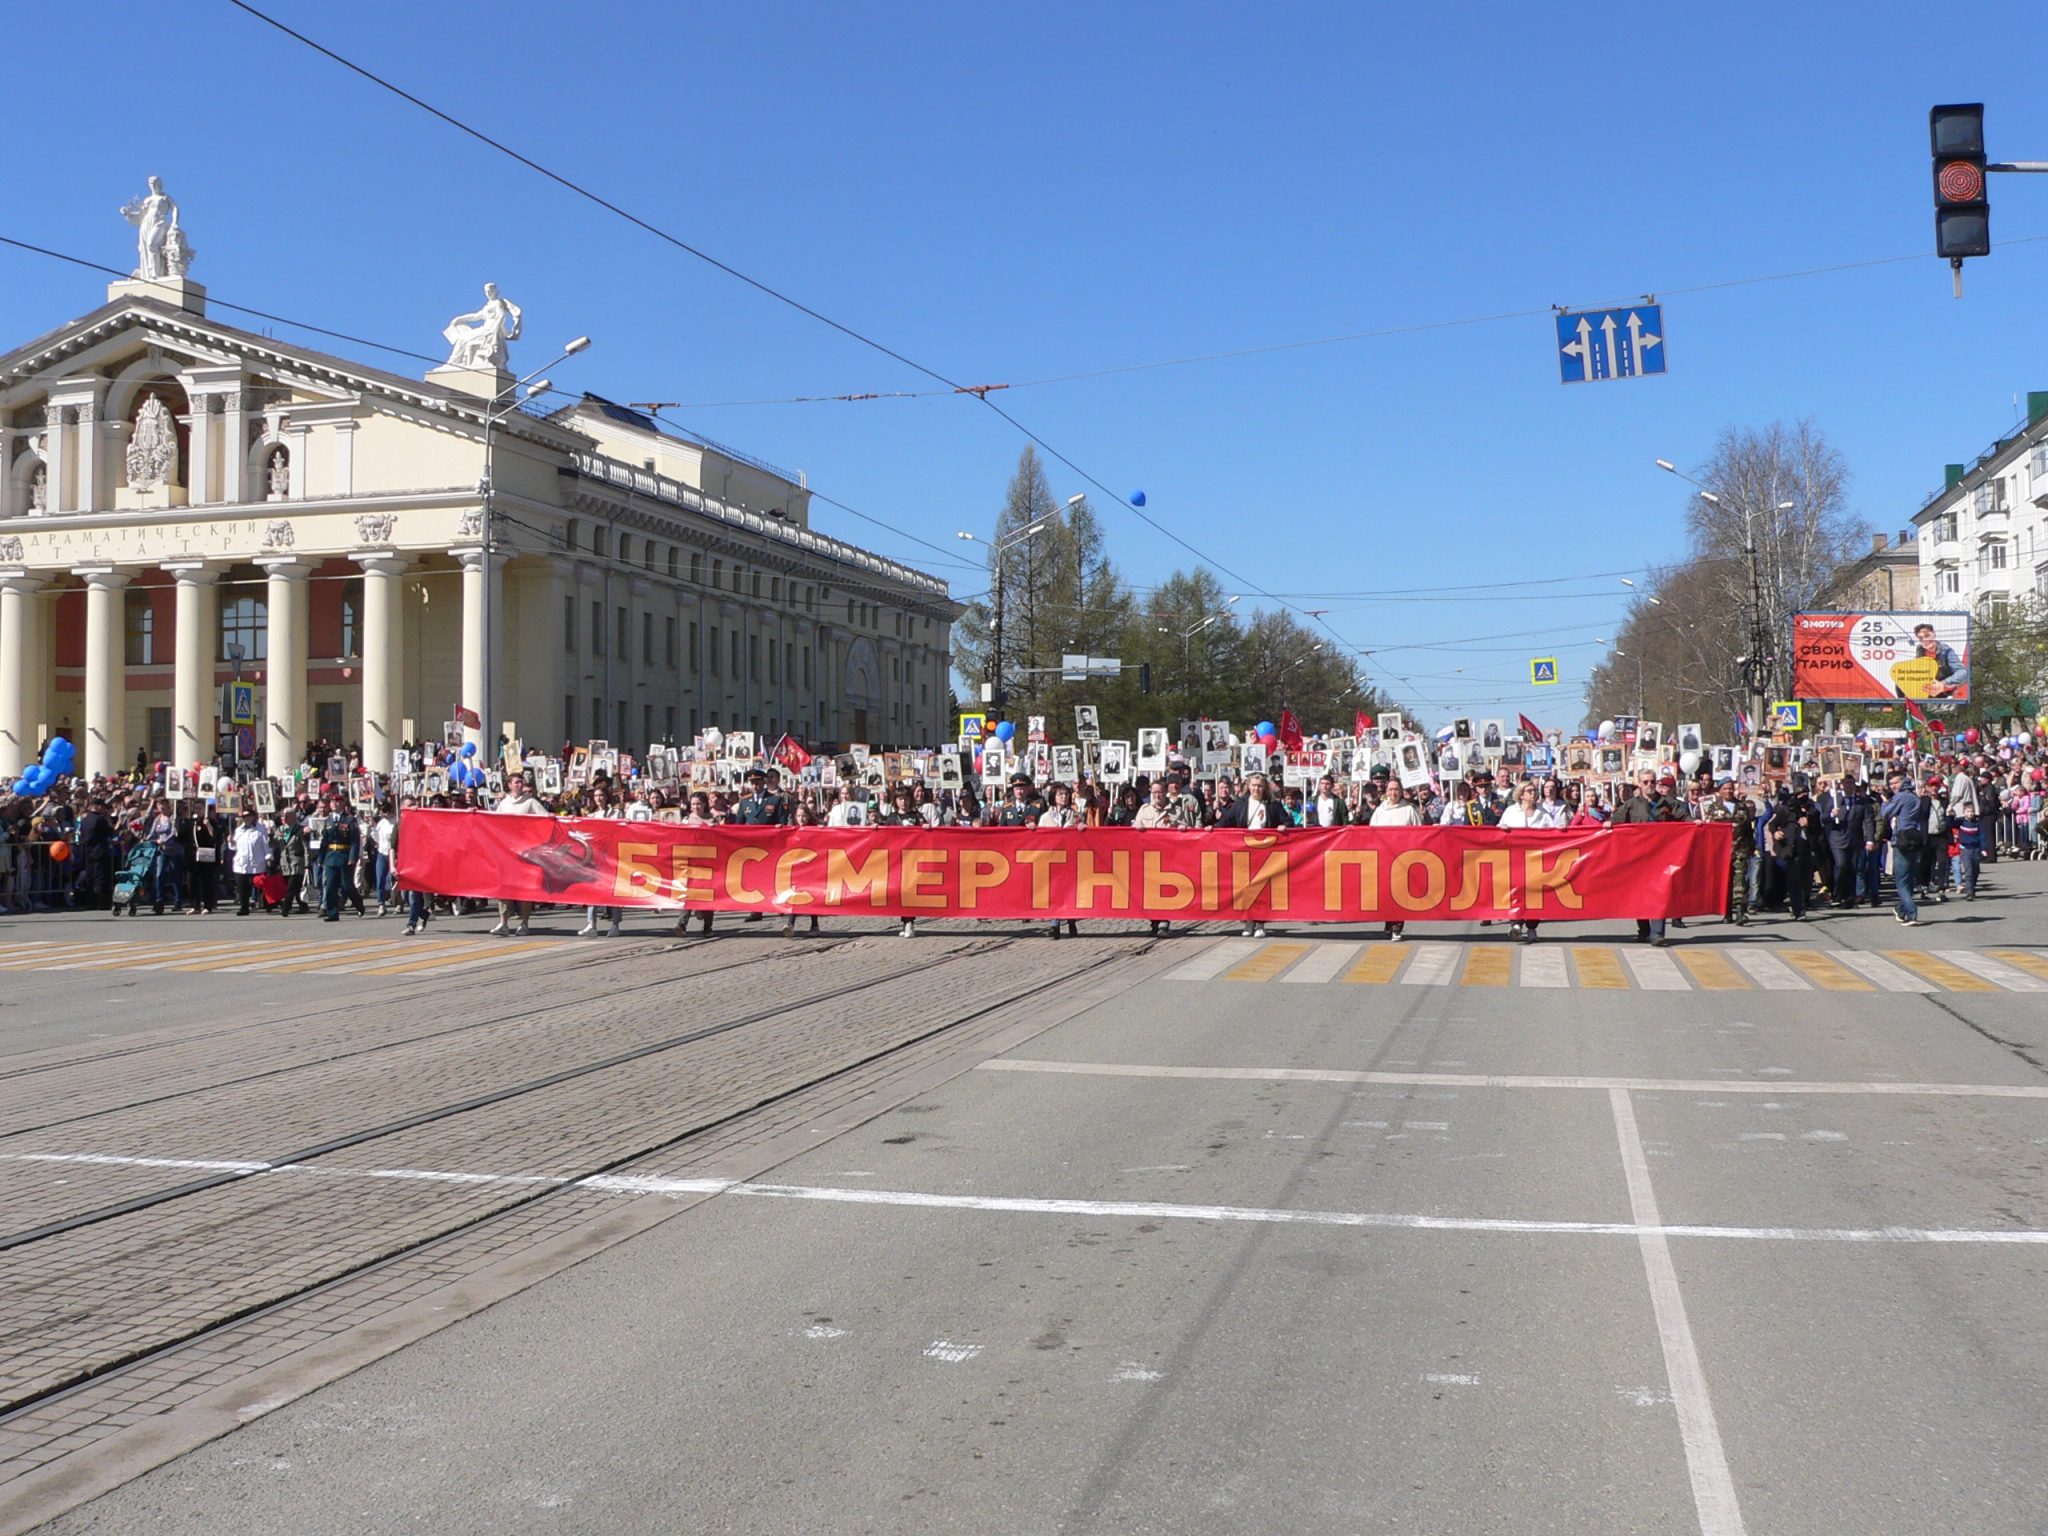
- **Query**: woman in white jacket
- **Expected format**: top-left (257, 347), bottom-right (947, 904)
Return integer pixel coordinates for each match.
top-left (1368, 781), bottom-right (1423, 941)
top-left (1496, 779), bottom-right (1565, 943)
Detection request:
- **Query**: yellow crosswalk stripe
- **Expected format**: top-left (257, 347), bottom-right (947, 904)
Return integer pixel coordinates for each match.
top-left (1988, 949), bottom-right (2048, 983)
top-left (1779, 949), bottom-right (1874, 991)
top-left (167, 939), bottom-right (358, 971)
top-left (1460, 947), bottom-right (1512, 987)
top-left (1340, 943), bottom-right (1408, 984)
top-left (1225, 941), bottom-right (1311, 982)
top-left (354, 941), bottom-right (553, 975)
top-left (1571, 946), bottom-right (1630, 989)
top-left (1884, 949), bottom-right (1996, 993)
top-left (1674, 950), bottom-right (1750, 991)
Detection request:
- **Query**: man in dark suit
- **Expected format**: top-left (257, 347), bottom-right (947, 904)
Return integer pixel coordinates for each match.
top-left (1817, 778), bottom-right (1865, 908)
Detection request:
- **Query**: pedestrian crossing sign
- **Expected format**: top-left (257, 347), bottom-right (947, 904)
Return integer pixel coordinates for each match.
top-left (957, 712), bottom-right (987, 744)
top-left (1530, 657), bottom-right (1558, 686)
top-left (1772, 701), bottom-right (1803, 732)
top-left (225, 681), bottom-right (257, 726)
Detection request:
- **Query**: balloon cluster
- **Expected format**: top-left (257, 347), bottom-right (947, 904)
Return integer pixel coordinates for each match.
top-left (447, 741), bottom-right (490, 788)
top-left (10, 736), bottom-right (74, 797)
top-left (1252, 719), bottom-right (1281, 753)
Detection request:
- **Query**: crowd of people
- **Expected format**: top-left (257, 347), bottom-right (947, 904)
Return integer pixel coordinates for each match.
top-left (3, 732), bottom-right (2041, 945)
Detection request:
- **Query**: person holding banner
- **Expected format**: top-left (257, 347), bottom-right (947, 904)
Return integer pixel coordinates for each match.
top-left (1495, 779), bottom-right (1562, 943)
top-left (782, 801), bottom-right (826, 937)
top-left (1037, 782), bottom-right (1084, 939)
top-left (487, 773), bottom-right (547, 936)
top-left (880, 786), bottom-right (925, 939)
top-left (1214, 773), bottom-right (1287, 937)
top-left (1134, 779), bottom-right (1187, 936)
top-left (577, 781), bottom-right (624, 938)
top-left (1367, 780), bottom-right (1423, 940)
top-left (672, 791), bottom-right (721, 937)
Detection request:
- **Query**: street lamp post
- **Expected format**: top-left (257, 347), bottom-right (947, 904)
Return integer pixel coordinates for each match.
top-left (479, 336), bottom-right (591, 755)
top-left (957, 517), bottom-right (1052, 711)
top-left (1173, 595), bottom-right (1241, 699)
top-left (1656, 458), bottom-right (1793, 738)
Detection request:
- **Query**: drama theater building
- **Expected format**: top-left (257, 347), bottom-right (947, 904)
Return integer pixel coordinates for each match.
top-left (0, 256), bottom-right (959, 780)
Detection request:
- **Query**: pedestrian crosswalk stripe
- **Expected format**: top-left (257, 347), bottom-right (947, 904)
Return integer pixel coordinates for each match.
top-left (1572, 946), bottom-right (1629, 990)
top-left (1166, 939), bottom-right (2048, 996)
top-left (1989, 948), bottom-right (2048, 983)
top-left (1461, 947), bottom-right (1511, 987)
top-left (1831, 951), bottom-right (1936, 992)
top-left (1342, 945), bottom-right (1408, 985)
top-left (0, 933), bottom-right (569, 979)
top-left (1224, 942), bottom-right (1311, 982)
top-left (1281, 942), bottom-right (1360, 984)
top-left (1886, 950), bottom-right (1997, 993)
top-left (1165, 939), bottom-right (1260, 983)
top-left (1727, 950), bottom-right (1807, 992)
top-left (1518, 947), bottom-right (1569, 988)
top-left (1674, 950), bottom-right (1747, 991)
top-left (1779, 950), bottom-right (1873, 991)
top-left (1621, 947), bottom-right (1689, 991)
top-left (1399, 943), bottom-right (1460, 986)
top-left (1936, 950), bottom-right (2048, 992)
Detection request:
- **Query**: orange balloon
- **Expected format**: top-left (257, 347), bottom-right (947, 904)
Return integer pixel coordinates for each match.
top-left (48, 840), bottom-right (71, 863)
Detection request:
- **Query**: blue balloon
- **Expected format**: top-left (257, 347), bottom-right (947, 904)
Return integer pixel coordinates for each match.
top-left (24, 766), bottom-right (52, 793)
top-left (42, 739), bottom-right (74, 771)
top-left (994, 721), bottom-right (1015, 743)
top-left (1130, 491), bottom-right (1147, 508)
top-left (10, 776), bottom-right (31, 796)
top-left (1255, 721), bottom-right (1276, 739)
top-left (461, 742), bottom-right (477, 757)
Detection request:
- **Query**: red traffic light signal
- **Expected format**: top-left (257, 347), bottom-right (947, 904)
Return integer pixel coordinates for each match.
top-left (1930, 103), bottom-right (1990, 262)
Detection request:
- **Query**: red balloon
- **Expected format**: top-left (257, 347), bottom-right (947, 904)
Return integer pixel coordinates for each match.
top-left (48, 840), bottom-right (71, 863)
top-left (1963, 727), bottom-right (1981, 745)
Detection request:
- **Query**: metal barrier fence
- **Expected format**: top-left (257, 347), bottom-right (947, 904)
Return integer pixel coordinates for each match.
top-left (0, 838), bottom-right (86, 911)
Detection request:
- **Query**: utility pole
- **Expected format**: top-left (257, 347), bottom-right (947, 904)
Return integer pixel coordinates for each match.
top-left (1745, 503), bottom-right (1770, 735)
top-left (991, 558), bottom-right (1006, 710)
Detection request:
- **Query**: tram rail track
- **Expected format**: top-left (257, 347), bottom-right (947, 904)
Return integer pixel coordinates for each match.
top-left (0, 929), bottom-right (1161, 1425)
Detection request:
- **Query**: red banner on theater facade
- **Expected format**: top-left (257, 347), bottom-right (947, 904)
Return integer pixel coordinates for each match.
top-left (396, 810), bottom-right (1730, 924)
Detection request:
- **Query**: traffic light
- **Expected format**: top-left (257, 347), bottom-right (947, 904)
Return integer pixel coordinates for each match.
top-left (1139, 662), bottom-right (1153, 694)
top-left (1931, 103), bottom-right (1990, 262)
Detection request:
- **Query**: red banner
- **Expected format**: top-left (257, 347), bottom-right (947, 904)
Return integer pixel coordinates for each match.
top-left (396, 811), bottom-right (1730, 923)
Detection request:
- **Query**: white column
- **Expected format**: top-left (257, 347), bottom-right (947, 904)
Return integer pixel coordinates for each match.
top-left (287, 424), bottom-right (309, 499)
top-left (164, 561), bottom-right (221, 766)
top-left (186, 402), bottom-right (213, 507)
top-left (0, 573), bottom-right (45, 773)
top-left (456, 548), bottom-right (503, 751)
top-left (357, 554), bottom-right (411, 773)
top-left (221, 394), bottom-right (248, 503)
top-left (0, 430), bottom-right (14, 521)
top-left (76, 567), bottom-right (130, 779)
top-left (259, 557), bottom-right (309, 772)
top-left (81, 402), bottom-right (111, 512)
top-left (45, 409), bottom-right (74, 514)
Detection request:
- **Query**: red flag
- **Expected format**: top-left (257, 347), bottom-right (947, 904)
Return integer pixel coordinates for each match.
top-left (1354, 710), bottom-right (1373, 741)
top-left (1277, 710), bottom-right (1306, 751)
top-left (774, 734), bottom-right (813, 772)
top-left (1518, 713), bottom-right (1543, 742)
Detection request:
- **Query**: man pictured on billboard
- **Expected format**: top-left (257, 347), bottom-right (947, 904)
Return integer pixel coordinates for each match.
top-left (1913, 622), bottom-right (1969, 699)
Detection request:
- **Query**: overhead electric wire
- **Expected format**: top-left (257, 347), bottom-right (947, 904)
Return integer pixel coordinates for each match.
top-left (221, 0), bottom-right (1379, 681)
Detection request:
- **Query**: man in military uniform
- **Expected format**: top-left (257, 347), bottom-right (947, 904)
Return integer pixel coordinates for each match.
top-left (317, 795), bottom-right (363, 922)
top-left (731, 766), bottom-right (787, 922)
top-left (996, 772), bottom-right (1040, 827)
top-left (1703, 777), bottom-right (1756, 925)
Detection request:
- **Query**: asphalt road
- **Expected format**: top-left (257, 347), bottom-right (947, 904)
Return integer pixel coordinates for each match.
top-left (11, 866), bottom-right (2048, 1535)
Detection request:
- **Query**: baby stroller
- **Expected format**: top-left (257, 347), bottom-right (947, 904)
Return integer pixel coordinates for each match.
top-left (111, 842), bottom-right (162, 916)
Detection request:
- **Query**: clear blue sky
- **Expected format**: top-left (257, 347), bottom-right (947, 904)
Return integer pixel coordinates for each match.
top-left (8, 1), bottom-right (2047, 729)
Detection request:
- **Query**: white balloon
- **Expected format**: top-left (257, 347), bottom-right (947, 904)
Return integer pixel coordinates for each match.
top-left (1678, 750), bottom-right (1701, 775)
top-left (702, 726), bottom-right (723, 745)
top-left (2021, 733), bottom-right (2034, 746)
top-left (1597, 719), bottom-right (1616, 741)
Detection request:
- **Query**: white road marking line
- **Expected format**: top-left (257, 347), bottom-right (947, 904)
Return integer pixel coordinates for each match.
top-left (1830, 951), bottom-right (1936, 992)
top-left (1725, 950), bottom-right (1808, 991)
top-left (1280, 942), bottom-right (1360, 984)
top-left (1622, 947), bottom-right (1690, 991)
top-left (977, 1058), bottom-right (2048, 1099)
top-left (307, 941), bottom-right (512, 974)
top-left (803, 1324), bottom-right (847, 1340)
top-left (1935, 950), bottom-right (2048, 992)
top-left (1164, 939), bottom-right (1261, 982)
top-left (923, 1340), bottom-right (982, 1363)
top-left (1398, 942), bottom-right (1460, 985)
top-left (1423, 1372), bottom-right (1479, 1386)
top-left (1518, 947), bottom-right (1569, 987)
top-left (1609, 1088), bottom-right (1746, 1536)
top-left (7, 1151), bottom-right (2048, 1245)
top-left (1113, 1363), bottom-right (1163, 1382)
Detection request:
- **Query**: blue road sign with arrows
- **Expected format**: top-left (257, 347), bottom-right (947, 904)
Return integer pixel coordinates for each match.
top-left (1556, 304), bottom-right (1666, 383)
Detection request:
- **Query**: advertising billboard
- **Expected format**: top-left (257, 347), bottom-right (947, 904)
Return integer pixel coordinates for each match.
top-left (1792, 611), bottom-right (1971, 703)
